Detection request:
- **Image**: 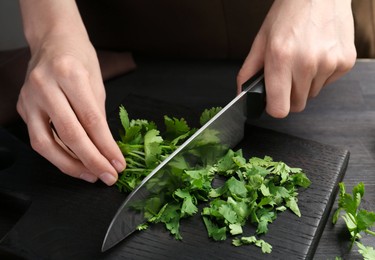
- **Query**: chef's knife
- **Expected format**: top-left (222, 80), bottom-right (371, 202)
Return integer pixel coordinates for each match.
top-left (102, 71), bottom-right (266, 252)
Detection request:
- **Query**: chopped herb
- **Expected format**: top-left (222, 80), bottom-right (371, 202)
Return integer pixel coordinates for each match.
top-left (116, 106), bottom-right (311, 254)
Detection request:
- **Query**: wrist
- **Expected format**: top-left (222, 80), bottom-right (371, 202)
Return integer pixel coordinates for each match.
top-left (19, 0), bottom-right (89, 52)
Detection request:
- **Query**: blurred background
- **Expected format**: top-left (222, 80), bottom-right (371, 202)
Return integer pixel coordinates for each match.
top-left (0, 1), bottom-right (26, 51)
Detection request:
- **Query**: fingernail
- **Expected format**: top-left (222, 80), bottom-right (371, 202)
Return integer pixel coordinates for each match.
top-left (80, 173), bottom-right (98, 183)
top-left (100, 172), bottom-right (117, 186)
top-left (111, 159), bottom-right (125, 172)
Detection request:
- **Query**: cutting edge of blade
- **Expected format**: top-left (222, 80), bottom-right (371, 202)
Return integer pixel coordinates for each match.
top-left (101, 73), bottom-right (264, 252)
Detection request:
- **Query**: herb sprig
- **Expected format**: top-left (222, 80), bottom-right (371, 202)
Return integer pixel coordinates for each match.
top-left (332, 182), bottom-right (375, 259)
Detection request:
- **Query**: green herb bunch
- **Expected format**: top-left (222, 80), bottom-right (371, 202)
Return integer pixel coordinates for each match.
top-left (116, 105), bottom-right (221, 193)
top-left (116, 106), bottom-right (311, 254)
top-left (332, 182), bottom-right (375, 259)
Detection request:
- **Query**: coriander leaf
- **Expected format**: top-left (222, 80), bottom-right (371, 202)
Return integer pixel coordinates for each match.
top-left (174, 189), bottom-right (198, 216)
top-left (153, 203), bottom-right (182, 240)
top-left (352, 182), bottom-right (365, 201)
top-left (249, 156), bottom-right (273, 167)
top-left (260, 183), bottom-right (271, 197)
top-left (136, 223), bottom-right (148, 231)
top-left (164, 116), bottom-right (191, 141)
top-left (286, 197), bottom-right (301, 217)
top-left (203, 216), bottom-right (227, 241)
top-left (143, 196), bottom-right (163, 219)
top-left (227, 177), bottom-right (248, 198)
top-left (259, 240), bottom-right (272, 254)
top-left (121, 125), bottom-right (142, 144)
top-left (232, 236), bottom-right (257, 246)
top-left (276, 206), bottom-right (287, 212)
top-left (356, 209), bottom-right (375, 232)
top-left (337, 182), bottom-right (358, 216)
top-left (232, 236), bottom-right (272, 253)
top-left (246, 175), bottom-right (264, 191)
top-left (209, 185), bottom-right (228, 198)
top-left (342, 213), bottom-right (358, 235)
top-left (256, 209), bottom-right (276, 234)
top-left (227, 197), bottom-right (251, 222)
top-left (229, 223), bottom-right (243, 235)
top-left (144, 129), bottom-right (163, 168)
top-left (357, 242), bottom-right (375, 260)
top-left (199, 107), bottom-right (222, 126)
top-left (291, 172), bottom-right (311, 188)
top-left (216, 149), bottom-right (238, 173)
top-left (233, 156), bottom-right (247, 168)
top-left (257, 218), bottom-right (269, 234)
top-left (218, 204), bottom-right (238, 224)
top-left (184, 167), bottom-right (214, 191)
top-left (119, 105), bottom-right (130, 131)
top-left (181, 196), bottom-right (198, 216)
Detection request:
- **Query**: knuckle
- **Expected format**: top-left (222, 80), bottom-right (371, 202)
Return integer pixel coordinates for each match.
top-left (57, 120), bottom-right (80, 143)
top-left (83, 156), bottom-right (103, 173)
top-left (321, 54), bottom-right (337, 72)
top-left (52, 55), bottom-right (88, 79)
top-left (300, 54), bottom-right (318, 75)
top-left (30, 135), bottom-right (50, 154)
top-left (339, 48), bottom-right (357, 73)
top-left (321, 46), bottom-right (356, 75)
top-left (268, 38), bottom-right (294, 62)
top-left (80, 110), bottom-right (103, 129)
top-left (28, 68), bottom-right (45, 88)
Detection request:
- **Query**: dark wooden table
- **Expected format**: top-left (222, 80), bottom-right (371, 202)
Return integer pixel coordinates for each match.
top-left (2, 58), bottom-right (374, 259)
top-left (103, 58), bottom-right (375, 259)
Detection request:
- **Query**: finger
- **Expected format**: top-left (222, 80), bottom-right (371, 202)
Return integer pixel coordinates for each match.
top-left (264, 53), bottom-right (293, 118)
top-left (56, 65), bottom-right (126, 173)
top-left (46, 88), bottom-right (118, 186)
top-left (290, 77), bottom-right (313, 113)
top-left (237, 34), bottom-right (266, 94)
top-left (309, 65), bottom-right (335, 98)
top-left (26, 109), bottom-right (98, 183)
top-left (289, 61), bottom-right (315, 112)
top-left (308, 55), bottom-right (342, 98)
top-left (323, 62), bottom-right (352, 88)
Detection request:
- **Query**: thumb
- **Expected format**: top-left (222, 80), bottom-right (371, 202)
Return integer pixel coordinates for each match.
top-left (237, 34), bottom-right (266, 94)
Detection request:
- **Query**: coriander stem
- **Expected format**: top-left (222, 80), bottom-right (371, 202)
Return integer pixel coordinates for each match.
top-left (365, 229), bottom-right (375, 236)
top-left (124, 168), bottom-right (149, 172)
top-left (131, 149), bottom-right (146, 156)
top-left (126, 158), bottom-right (146, 168)
top-left (348, 213), bottom-right (357, 225)
top-left (128, 152), bottom-right (146, 162)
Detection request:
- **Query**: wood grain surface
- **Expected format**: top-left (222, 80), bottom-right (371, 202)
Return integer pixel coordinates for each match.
top-left (0, 122), bottom-right (348, 259)
top-left (1, 59), bottom-right (374, 259)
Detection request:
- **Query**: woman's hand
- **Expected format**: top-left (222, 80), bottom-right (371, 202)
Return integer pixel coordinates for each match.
top-left (237, 0), bottom-right (356, 118)
top-left (18, 0), bottom-right (125, 185)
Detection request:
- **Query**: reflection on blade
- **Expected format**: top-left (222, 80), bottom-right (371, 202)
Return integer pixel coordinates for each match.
top-left (102, 73), bottom-right (265, 252)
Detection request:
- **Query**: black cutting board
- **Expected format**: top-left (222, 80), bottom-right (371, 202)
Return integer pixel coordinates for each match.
top-left (0, 95), bottom-right (349, 260)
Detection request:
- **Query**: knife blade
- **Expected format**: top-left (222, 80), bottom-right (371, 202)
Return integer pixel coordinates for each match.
top-left (102, 71), bottom-right (266, 252)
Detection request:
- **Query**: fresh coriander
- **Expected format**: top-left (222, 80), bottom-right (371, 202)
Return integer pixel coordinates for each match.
top-left (116, 106), bottom-right (311, 254)
top-left (332, 182), bottom-right (375, 258)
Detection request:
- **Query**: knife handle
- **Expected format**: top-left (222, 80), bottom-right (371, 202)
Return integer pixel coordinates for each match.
top-left (241, 69), bottom-right (266, 118)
